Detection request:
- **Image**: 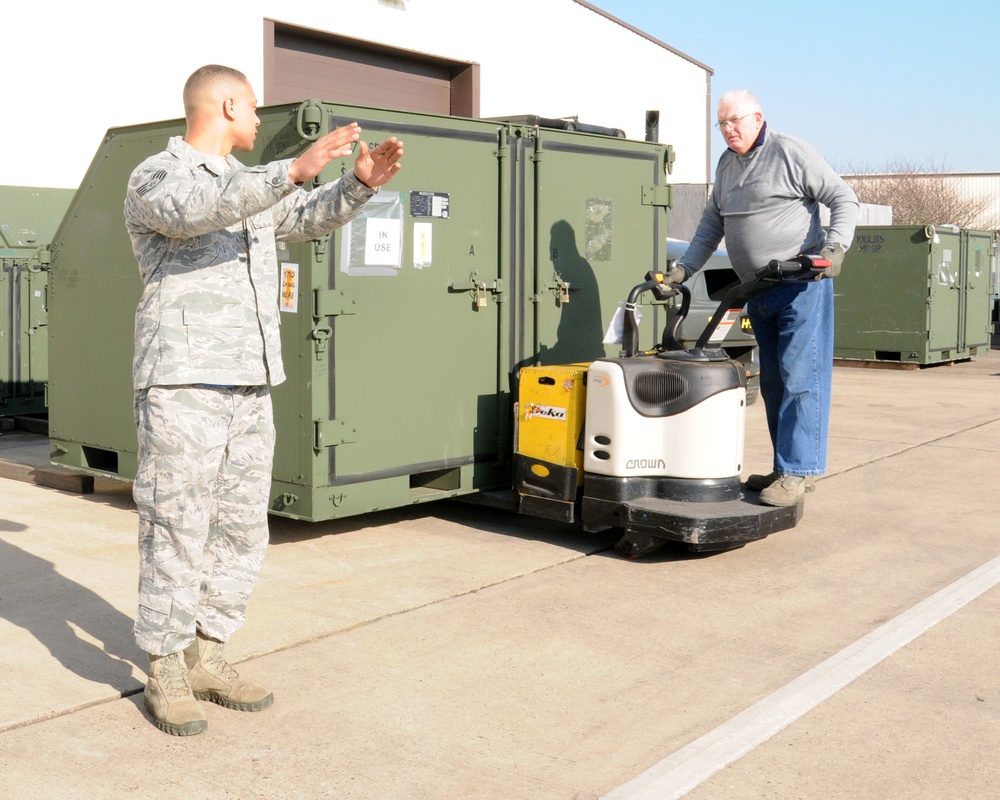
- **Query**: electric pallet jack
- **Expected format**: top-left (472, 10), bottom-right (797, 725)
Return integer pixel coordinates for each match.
top-left (514, 254), bottom-right (831, 557)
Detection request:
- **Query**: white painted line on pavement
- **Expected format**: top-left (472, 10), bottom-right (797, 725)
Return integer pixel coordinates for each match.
top-left (603, 554), bottom-right (1000, 800)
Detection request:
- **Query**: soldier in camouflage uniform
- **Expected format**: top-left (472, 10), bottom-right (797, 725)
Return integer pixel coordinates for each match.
top-left (123, 64), bottom-right (403, 736)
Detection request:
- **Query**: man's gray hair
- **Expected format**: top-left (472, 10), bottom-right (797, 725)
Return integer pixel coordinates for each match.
top-left (718, 89), bottom-right (762, 115)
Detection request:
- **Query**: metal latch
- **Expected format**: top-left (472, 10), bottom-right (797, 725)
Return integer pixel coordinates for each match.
top-left (449, 272), bottom-right (505, 306)
top-left (310, 322), bottom-right (332, 360)
top-left (663, 144), bottom-right (676, 175)
top-left (532, 274), bottom-right (574, 304)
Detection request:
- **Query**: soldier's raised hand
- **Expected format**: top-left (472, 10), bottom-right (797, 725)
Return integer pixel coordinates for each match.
top-left (288, 123), bottom-right (362, 185)
top-left (355, 137), bottom-right (404, 188)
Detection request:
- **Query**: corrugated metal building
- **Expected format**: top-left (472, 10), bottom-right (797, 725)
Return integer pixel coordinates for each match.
top-left (842, 172), bottom-right (1000, 231)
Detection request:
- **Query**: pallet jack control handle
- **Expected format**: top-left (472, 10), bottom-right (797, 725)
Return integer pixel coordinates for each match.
top-left (620, 272), bottom-right (688, 358)
top-left (626, 271), bottom-right (676, 306)
top-left (616, 251), bottom-right (836, 359)
top-left (755, 254), bottom-right (833, 280)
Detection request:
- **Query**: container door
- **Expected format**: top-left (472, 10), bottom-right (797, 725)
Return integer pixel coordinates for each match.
top-left (961, 229), bottom-right (994, 351)
top-left (0, 263), bottom-right (50, 416)
top-left (18, 267), bottom-right (48, 410)
top-left (0, 185), bottom-right (71, 417)
top-left (520, 128), bottom-right (669, 367)
top-left (269, 105), bottom-right (510, 520)
top-left (0, 261), bottom-right (11, 407)
top-left (927, 230), bottom-right (962, 355)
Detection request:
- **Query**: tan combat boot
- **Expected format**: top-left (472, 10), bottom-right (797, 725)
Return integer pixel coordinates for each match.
top-left (746, 471), bottom-right (816, 493)
top-left (184, 632), bottom-right (274, 712)
top-left (759, 474), bottom-right (809, 507)
top-left (144, 651), bottom-right (208, 736)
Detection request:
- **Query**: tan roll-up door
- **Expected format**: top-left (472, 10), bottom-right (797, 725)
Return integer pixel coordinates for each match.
top-left (264, 20), bottom-right (479, 117)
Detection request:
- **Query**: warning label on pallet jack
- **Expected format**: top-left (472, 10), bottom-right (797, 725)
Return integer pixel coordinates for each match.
top-left (708, 308), bottom-right (742, 342)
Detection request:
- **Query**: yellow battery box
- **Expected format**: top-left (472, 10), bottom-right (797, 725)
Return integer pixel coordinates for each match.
top-left (516, 363), bottom-right (589, 485)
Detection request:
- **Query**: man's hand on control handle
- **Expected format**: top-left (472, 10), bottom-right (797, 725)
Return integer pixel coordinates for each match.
top-left (664, 264), bottom-right (688, 285)
top-left (816, 242), bottom-right (845, 279)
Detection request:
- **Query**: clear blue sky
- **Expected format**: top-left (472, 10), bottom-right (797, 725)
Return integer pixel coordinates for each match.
top-left (593, 0), bottom-right (997, 173)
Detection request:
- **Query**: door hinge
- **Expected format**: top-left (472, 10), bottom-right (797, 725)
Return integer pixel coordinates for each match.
top-left (642, 184), bottom-right (673, 209)
top-left (315, 289), bottom-right (356, 317)
top-left (315, 419), bottom-right (357, 450)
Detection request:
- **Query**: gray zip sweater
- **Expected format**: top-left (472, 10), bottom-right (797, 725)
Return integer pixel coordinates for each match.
top-left (679, 126), bottom-right (860, 282)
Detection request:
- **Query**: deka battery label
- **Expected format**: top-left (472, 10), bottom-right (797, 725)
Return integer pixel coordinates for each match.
top-left (524, 403), bottom-right (567, 421)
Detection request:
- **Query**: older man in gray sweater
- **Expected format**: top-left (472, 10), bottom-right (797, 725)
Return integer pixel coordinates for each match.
top-left (672, 89), bottom-right (859, 507)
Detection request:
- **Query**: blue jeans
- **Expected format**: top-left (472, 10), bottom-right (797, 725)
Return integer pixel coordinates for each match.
top-left (746, 279), bottom-right (833, 477)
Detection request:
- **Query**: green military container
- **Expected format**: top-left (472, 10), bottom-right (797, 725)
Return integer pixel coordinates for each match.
top-left (834, 225), bottom-right (996, 365)
top-left (0, 185), bottom-right (75, 418)
top-left (47, 100), bottom-right (674, 521)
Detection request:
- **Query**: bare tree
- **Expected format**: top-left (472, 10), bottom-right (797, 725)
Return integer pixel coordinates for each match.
top-left (840, 159), bottom-right (999, 229)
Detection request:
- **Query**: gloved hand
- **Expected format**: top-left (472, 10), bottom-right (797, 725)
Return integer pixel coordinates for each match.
top-left (816, 242), bottom-right (845, 279)
top-left (664, 264), bottom-right (688, 285)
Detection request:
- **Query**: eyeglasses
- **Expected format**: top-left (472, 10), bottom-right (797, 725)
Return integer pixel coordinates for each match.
top-left (715, 113), bottom-right (755, 130)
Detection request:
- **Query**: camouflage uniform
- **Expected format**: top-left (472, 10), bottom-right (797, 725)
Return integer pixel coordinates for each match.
top-left (125, 136), bottom-right (375, 655)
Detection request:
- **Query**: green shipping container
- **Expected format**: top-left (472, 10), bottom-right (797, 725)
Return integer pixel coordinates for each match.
top-left (0, 185), bottom-right (75, 417)
top-left (47, 100), bottom-right (674, 521)
top-left (835, 225), bottom-right (995, 365)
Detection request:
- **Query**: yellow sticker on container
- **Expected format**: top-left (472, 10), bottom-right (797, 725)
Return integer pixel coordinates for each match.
top-left (280, 263), bottom-right (299, 313)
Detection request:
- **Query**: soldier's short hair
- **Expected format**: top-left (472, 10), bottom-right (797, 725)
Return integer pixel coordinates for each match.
top-left (183, 65), bottom-right (250, 118)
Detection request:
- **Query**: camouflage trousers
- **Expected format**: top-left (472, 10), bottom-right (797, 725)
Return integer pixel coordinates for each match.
top-left (132, 385), bottom-right (275, 656)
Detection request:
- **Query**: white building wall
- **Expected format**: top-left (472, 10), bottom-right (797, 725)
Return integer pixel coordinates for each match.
top-left (4, 0), bottom-right (710, 190)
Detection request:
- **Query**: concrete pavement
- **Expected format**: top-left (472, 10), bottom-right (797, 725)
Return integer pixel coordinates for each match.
top-left (1, 352), bottom-right (999, 799)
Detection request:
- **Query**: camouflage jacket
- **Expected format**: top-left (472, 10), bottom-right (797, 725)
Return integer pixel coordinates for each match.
top-left (124, 136), bottom-right (375, 389)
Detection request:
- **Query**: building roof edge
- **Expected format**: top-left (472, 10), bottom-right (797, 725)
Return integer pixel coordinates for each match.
top-left (572, 1), bottom-right (714, 75)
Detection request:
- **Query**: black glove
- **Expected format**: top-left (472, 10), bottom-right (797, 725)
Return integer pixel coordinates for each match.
top-left (817, 242), bottom-right (845, 279)
top-left (664, 264), bottom-right (688, 285)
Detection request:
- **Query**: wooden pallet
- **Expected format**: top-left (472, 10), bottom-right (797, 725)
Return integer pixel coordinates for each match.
top-left (834, 356), bottom-right (977, 370)
top-left (834, 358), bottom-right (921, 371)
top-left (0, 422), bottom-right (95, 494)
